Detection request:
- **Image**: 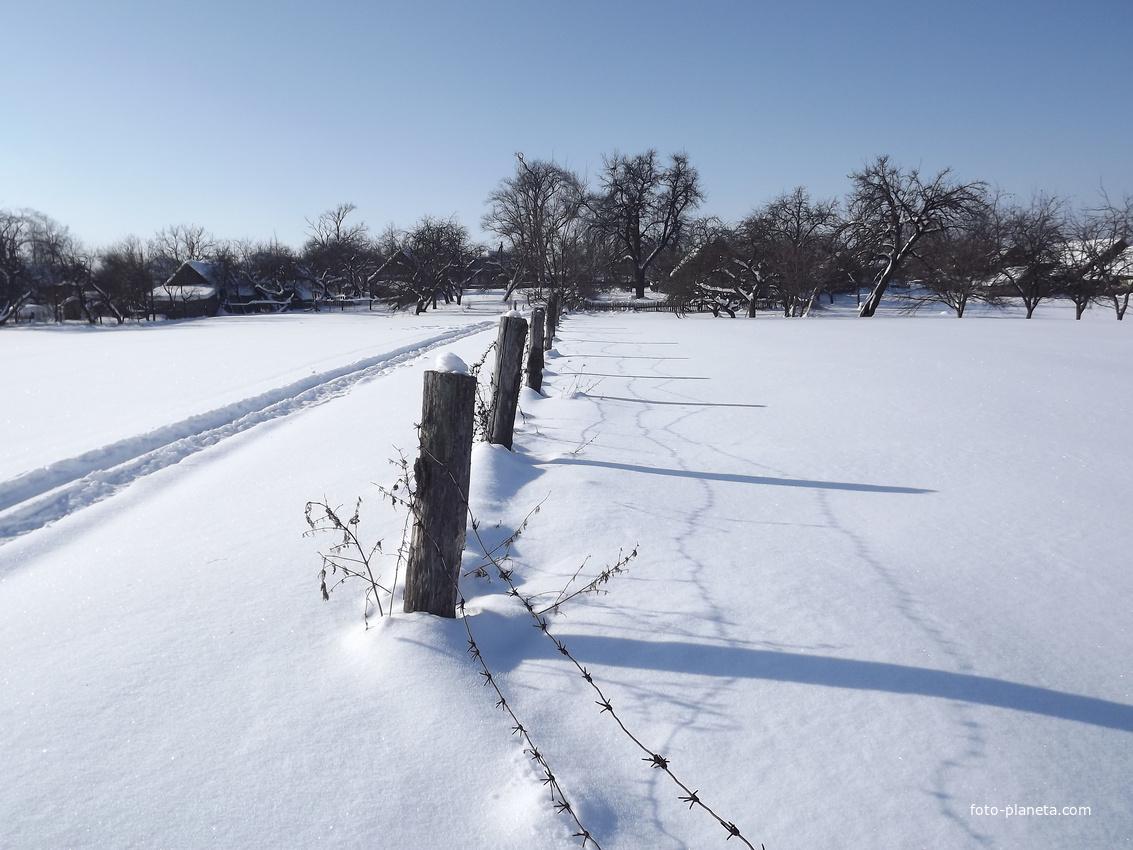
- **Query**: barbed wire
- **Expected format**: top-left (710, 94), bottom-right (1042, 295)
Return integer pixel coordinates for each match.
top-left (465, 513), bottom-right (764, 850)
top-left (316, 422), bottom-right (767, 847)
top-left (456, 591), bottom-right (602, 848)
top-left (376, 454), bottom-right (601, 847)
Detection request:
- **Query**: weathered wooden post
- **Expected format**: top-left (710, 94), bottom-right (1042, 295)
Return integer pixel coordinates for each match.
top-left (487, 313), bottom-right (528, 449)
top-left (403, 363), bottom-right (476, 618)
top-left (527, 307), bottom-right (545, 393)
top-left (543, 294), bottom-right (559, 352)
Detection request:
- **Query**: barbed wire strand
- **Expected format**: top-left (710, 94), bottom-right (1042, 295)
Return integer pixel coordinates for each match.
top-left (456, 591), bottom-right (602, 848)
top-left (390, 452), bottom-right (601, 848)
top-left (465, 507), bottom-right (764, 849)
top-left (397, 433), bottom-right (766, 849)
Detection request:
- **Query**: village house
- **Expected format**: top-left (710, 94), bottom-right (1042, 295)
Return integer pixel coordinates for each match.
top-left (153, 261), bottom-right (224, 318)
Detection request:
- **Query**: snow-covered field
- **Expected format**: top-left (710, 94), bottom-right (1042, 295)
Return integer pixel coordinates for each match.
top-left (1, 297), bottom-right (1130, 849)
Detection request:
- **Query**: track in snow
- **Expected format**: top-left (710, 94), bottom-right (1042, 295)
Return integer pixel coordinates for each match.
top-left (0, 322), bottom-right (494, 547)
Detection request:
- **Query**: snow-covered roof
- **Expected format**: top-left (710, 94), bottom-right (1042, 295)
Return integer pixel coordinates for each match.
top-left (152, 283), bottom-right (218, 301)
top-left (184, 261), bottom-right (226, 287)
top-left (1063, 238), bottom-right (1132, 278)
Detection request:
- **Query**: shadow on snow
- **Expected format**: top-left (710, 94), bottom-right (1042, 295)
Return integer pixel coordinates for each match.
top-left (561, 635), bottom-right (1133, 734)
top-left (545, 457), bottom-right (935, 494)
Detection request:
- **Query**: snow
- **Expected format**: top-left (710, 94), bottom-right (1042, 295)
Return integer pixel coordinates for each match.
top-left (1, 296), bottom-right (1130, 849)
top-left (435, 350), bottom-right (471, 374)
top-left (152, 283), bottom-right (218, 301)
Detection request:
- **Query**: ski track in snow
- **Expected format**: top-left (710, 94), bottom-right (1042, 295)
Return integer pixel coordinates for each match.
top-left (0, 322), bottom-right (494, 548)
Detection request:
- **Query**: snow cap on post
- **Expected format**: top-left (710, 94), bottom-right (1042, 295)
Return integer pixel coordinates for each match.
top-left (503, 309), bottom-right (523, 318)
top-left (434, 351), bottom-right (469, 375)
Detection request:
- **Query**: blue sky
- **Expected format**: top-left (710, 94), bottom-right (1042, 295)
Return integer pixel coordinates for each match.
top-left (2, 0), bottom-right (1130, 251)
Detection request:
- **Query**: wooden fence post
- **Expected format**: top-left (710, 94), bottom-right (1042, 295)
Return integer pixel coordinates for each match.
top-left (527, 307), bottom-right (545, 393)
top-left (487, 314), bottom-right (528, 449)
top-left (543, 293), bottom-right (559, 351)
top-left (403, 368), bottom-right (476, 618)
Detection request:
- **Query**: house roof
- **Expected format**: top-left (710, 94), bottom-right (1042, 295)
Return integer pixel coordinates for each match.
top-left (1065, 238), bottom-right (1132, 279)
top-left (184, 261), bottom-right (227, 287)
top-left (152, 283), bottom-right (218, 302)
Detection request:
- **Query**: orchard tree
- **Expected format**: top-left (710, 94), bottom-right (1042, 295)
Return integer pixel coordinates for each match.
top-left (905, 201), bottom-right (1005, 317)
top-left (669, 190), bottom-right (840, 318)
top-left (24, 211), bottom-right (73, 320)
top-left (666, 217), bottom-right (762, 317)
top-left (756, 187), bottom-right (841, 317)
top-left (1064, 193), bottom-right (1132, 319)
top-left (587, 150), bottom-right (704, 299)
top-left (24, 211), bottom-right (120, 323)
top-left (239, 239), bottom-right (308, 309)
top-left (994, 194), bottom-right (1068, 319)
top-left (0, 210), bottom-right (35, 324)
top-left (148, 223), bottom-right (217, 281)
top-left (97, 236), bottom-right (155, 319)
top-left (482, 153), bottom-right (588, 301)
top-left (845, 156), bottom-right (986, 316)
top-left (0, 209), bottom-right (102, 323)
top-left (375, 216), bottom-right (474, 313)
top-left (302, 203), bottom-right (380, 300)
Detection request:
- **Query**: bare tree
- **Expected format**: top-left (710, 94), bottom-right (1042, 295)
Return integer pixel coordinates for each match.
top-left (757, 188), bottom-right (841, 317)
top-left (994, 194), bottom-right (1068, 319)
top-left (904, 200), bottom-right (1005, 317)
top-left (482, 153), bottom-right (588, 301)
top-left (238, 239), bottom-right (309, 311)
top-left (373, 216), bottom-right (474, 313)
top-left (587, 150), bottom-right (704, 299)
top-left (21, 212), bottom-right (113, 323)
top-left (0, 210), bottom-right (35, 324)
top-left (666, 217), bottom-right (760, 317)
top-left (1, 209), bottom-right (119, 324)
top-left (25, 213), bottom-right (70, 321)
top-left (1065, 192), bottom-right (1132, 320)
top-left (845, 156), bottom-right (987, 316)
top-left (302, 203), bottom-right (379, 302)
top-left (668, 191), bottom-right (840, 318)
top-left (306, 202), bottom-right (368, 248)
top-left (149, 224), bottom-right (217, 278)
top-left (97, 236), bottom-right (154, 320)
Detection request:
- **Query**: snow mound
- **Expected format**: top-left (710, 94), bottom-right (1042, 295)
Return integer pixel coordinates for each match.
top-left (434, 351), bottom-right (469, 374)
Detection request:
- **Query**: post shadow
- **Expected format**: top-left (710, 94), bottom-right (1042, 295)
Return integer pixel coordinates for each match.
top-left (558, 636), bottom-right (1133, 733)
top-left (546, 457), bottom-right (935, 494)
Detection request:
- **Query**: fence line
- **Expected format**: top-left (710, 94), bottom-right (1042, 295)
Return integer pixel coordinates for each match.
top-left (581, 300), bottom-right (678, 313)
top-left (396, 305), bottom-right (763, 848)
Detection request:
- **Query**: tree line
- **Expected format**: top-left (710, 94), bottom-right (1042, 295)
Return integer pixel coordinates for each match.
top-left (0, 206), bottom-right (483, 324)
top-left (3, 152), bottom-right (1130, 326)
top-left (669, 158), bottom-right (1131, 320)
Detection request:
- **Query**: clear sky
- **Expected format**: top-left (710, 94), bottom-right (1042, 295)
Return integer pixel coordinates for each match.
top-left (2, 0), bottom-right (1130, 251)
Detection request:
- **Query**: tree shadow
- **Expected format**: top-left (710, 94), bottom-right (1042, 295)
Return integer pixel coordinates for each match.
top-left (558, 636), bottom-right (1133, 733)
top-left (546, 457), bottom-right (934, 494)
